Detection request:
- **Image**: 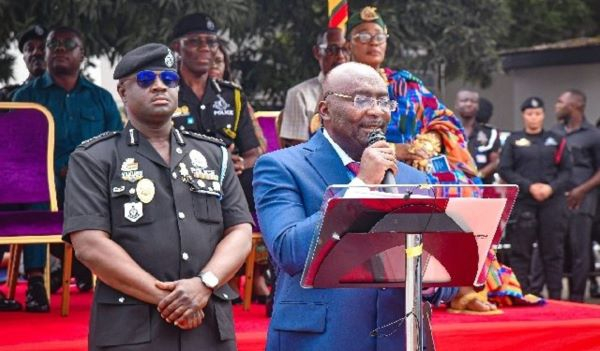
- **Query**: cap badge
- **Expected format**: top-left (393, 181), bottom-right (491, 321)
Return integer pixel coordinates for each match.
top-left (360, 6), bottom-right (380, 21)
top-left (207, 20), bottom-right (215, 31)
top-left (165, 49), bottom-right (175, 68)
top-left (34, 25), bottom-right (44, 36)
top-left (531, 99), bottom-right (539, 108)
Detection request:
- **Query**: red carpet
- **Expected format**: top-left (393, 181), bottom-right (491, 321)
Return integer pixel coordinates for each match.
top-left (1, 284), bottom-right (600, 350)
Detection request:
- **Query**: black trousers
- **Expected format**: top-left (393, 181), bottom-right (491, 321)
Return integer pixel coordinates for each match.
top-left (566, 212), bottom-right (594, 302)
top-left (507, 195), bottom-right (568, 299)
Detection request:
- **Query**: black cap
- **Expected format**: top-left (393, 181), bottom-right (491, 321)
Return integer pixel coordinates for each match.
top-left (171, 13), bottom-right (218, 41)
top-left (520, 97), bottom-right (544, 111)
top-left (113, 43), bottom-right (177, 79)
top-left (18, 25), bottom-right (47, 52)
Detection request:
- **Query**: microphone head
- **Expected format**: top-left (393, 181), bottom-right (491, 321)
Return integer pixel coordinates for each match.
top-left (367, 128), bottom-right (386, 146)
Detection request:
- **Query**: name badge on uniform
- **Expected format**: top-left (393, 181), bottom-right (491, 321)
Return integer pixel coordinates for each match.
top-left (124, 202), bottom-right (143, 222)
top-left (136, 178), bottom-right (155, 204)
top-left (476, 154), bottom-right (488, 164)
top-left (515, 138), bottom-right (531, 147)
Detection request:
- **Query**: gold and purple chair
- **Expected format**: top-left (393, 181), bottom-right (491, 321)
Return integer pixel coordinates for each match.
top-left (0, 102), bottom-right (73, 316)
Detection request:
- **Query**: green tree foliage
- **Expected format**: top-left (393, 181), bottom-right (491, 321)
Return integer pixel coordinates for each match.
top-left (501, 0), bottom-right (599, 49)
top-left (0, 0), bottom-right (598, 108)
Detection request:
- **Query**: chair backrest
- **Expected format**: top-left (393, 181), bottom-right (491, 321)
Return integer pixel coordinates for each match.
top-left (0, 102), bottom-right (57, 211)
top-left (254, 111), bottom-right (281, 153)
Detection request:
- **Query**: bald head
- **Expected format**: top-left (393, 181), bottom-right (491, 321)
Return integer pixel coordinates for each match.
top-left (318, 62), bottom-right (390, 160)
top-left (322, 61), bottom-right (386, 96)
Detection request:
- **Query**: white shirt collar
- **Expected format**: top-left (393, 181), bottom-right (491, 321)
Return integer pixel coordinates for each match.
top-left (323, 129), bottom-right (356, 166)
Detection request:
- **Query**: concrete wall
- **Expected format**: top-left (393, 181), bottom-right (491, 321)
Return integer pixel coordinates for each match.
top-left (446, 62), bottom-right (600, 132)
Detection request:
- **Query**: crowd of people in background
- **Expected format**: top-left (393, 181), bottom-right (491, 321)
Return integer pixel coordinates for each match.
top-left (1, 4), bottom-right (599, 351)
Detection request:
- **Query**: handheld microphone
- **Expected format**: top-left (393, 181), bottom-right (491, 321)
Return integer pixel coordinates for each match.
top-left (367, 129), bottom-right (398, 193)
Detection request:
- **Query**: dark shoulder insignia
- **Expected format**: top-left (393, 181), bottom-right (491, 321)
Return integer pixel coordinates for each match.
top-left (216, 78), bottom-right (243, 91)
top-left (78, 131), bottom-right (119, 149)
top-left (397, 70), bottom-right (423, 85)
top-left (181, 130), bottom-right (226, 146)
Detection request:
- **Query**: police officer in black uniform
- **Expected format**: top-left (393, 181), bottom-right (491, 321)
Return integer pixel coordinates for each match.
top-left (499, 97), bottom-right (571, 299)
top-left (455, 89), bottom-right (501, 184)
top-left (62, 43), bottom-right (252, 351)
top-left (169, 13), bottom-right (261, 212)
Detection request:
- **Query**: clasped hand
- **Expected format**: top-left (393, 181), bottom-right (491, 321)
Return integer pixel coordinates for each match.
top-left (155, 277), bottom-right (212, 330)
top-left (529, 183), bottom-right (553, 202)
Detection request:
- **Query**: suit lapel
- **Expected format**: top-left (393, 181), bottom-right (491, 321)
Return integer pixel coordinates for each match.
top-left (304, 130), bottom-right (350, 187)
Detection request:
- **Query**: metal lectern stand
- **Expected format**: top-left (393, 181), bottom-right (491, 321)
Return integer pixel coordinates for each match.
top-left (301, 184), bottom-right (518, 351)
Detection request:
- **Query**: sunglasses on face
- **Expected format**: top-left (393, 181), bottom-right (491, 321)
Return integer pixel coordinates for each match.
top-left (319, 44), bottom-right (349, 56)
top-left (135, 70), bottom-right (180, 89)
top-left (46, 38), bottom-right (80, 51)
top-left (181, 36), bottom-right (219, 50)
top-left (352, 32), bottom-right (388, 44)
top-left (325, 92), bottom-right (398, 112)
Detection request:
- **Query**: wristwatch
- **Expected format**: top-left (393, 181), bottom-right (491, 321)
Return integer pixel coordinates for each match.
top-left (198, 271), bottom-right (219, 290)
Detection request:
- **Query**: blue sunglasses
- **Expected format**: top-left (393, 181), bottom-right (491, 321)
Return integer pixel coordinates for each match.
top-left (136, 70), bottom-right (180, 89)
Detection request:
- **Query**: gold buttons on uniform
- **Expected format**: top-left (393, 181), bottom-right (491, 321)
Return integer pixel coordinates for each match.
top-left (182, 252), bottom-right (189, 261)
top-left (178, 212), bottom-right (186, 219)
top-left (176, 147), bottom-right (183, 154)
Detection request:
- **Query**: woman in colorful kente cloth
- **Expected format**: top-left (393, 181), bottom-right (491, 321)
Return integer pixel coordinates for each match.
top-left (345, 6), bottom-right (477, 186)
top-left (346, 6), bottom-right (543, 314)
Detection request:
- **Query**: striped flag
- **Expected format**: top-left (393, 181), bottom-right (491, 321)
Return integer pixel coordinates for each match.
top-left (328, 0), bottom-right (348, 30)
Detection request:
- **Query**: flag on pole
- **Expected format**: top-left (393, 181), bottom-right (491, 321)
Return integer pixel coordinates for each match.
top-left (328, 0), bottom-right (348, 31)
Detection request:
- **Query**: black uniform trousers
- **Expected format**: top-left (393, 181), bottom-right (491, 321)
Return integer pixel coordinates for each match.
top-left (507, 195), bottom-right (567, 299)
top-left (565, 211), bottom-right (594, 302)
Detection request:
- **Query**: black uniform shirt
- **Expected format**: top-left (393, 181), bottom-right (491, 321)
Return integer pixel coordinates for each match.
top-left (62, 124), bottom-right (251, 350)
top-left (467, 123), bottom-right (501, 184)
top-left (173, 78), bottom-right (259, 154)
top-left (552, 120), bottom-right (600, 214)
top-left (499, 130), bottom-right (572, 202)
top-left (552, 120), bottom-right (600, 189)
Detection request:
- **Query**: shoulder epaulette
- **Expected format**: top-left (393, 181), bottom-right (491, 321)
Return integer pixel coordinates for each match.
top-left (397, 70), bottom-right (423, 85)
top-left (181, 130), bottom-right (226, 146)
top-left (216, 78), bottom-right (243, 91)
top-left (78, 131), bottom-right (119, 149)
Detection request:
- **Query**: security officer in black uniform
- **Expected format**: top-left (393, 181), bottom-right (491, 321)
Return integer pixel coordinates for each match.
top-left (499, 97), bottom-right (571, 299)
top-left (62, 43), bottom-right (252, 351)
top-left (455, 89), bottom-right (501, 184)
top-left (169, 13), bottom-right (262, 212)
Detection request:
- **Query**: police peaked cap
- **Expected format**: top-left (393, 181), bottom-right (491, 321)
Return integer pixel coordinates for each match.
top-left (520, 97), bottom-right (544, 111)
top-left (18, 25), bottom-right (48, 52)
top-left (171, 13), bottom-right (219, 41)
top-left (113, 43), bottom-right (177, 79)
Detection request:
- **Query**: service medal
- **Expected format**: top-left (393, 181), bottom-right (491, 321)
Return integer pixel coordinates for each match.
top-left (212, 181), bottom-right (221, 192)
top-left (124, 202), bottom-right (143, 222)
top-left (136, 178), bottom-right (155, 204)
top-left (189, 150), bottom-right (208, 169)
top-left (121, 170), bottom-right (144, 183)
